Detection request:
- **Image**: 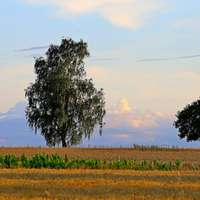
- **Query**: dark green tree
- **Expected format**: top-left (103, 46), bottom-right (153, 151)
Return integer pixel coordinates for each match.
top-left (25, 38), bottom-right (106, 147)
top-left (174, 98), bottom-right (200, 142)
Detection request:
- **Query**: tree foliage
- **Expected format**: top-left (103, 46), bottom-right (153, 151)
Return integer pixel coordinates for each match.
top-left (25, 38), bottom-right (106, 147)
top-left (174, 98), bottom-right (200, 142)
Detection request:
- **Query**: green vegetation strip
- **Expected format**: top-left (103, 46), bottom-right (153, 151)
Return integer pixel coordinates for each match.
top-left (0, 153), bottom-right (197, 170)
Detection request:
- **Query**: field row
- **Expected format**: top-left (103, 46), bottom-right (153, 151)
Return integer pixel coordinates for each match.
top-left (0, 153), bottom-right (198, 170)
top-left (0, 147), bottom-right (200, 164)
top-left (0, 169), bottom-right (200, 199)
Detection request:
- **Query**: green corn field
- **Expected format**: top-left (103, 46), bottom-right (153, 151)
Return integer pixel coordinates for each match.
top-left (0, 153), bottom-right (197, 170)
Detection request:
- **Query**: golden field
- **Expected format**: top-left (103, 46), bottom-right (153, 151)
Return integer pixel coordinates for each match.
top-left (0, 169), bottom-right (200, 199)
top-left (0, 147), bottom-right (200, 199)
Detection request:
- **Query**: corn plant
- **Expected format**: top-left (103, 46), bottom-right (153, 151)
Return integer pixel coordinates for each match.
top-left (21, 153), bottom-right (30, 168)
top-left (189, 164), bottom-right (197, 170)
top-left (0, 153), bottom-right (190, 171)
top-left (175, 159), bottom-right (182, 170)
top-left (0, 155), bottom-right (5, 168)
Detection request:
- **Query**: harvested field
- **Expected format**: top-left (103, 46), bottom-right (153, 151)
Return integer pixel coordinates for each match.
top-left (0, 169), bottom-right (200, 199)
top-left (0, 147), bottom-right (200, 165)
top-left (1, 147), bottom-right (200, 199)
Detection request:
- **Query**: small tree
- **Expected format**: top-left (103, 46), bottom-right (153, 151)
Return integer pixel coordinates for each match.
top-left (174, 98), bottom-right (200, 142)
top-left (25, 37), bottom-right (106, 147)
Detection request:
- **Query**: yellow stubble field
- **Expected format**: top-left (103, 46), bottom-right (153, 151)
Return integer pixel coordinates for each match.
top-left (0, 147), bottom-right (200, 200)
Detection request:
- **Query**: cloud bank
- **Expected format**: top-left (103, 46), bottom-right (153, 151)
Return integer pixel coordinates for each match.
top-left (0, 102), bottom-right (45, 146)
top-left (83, 98), bottom-right (200, 147)
top-left (24, 0), bottom-right (164, 30)
top-left (0, 102), bottom-right (27, 121)
top-left (1, 100), bottom-right (199, 147)
top-left (105, 98), bottom-right (170, 130)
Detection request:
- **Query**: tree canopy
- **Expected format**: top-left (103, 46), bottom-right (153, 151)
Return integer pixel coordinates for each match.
top-left (25, 38), bottom-right (106, 147)
top-left (174, 98), bottom-right (200, 142)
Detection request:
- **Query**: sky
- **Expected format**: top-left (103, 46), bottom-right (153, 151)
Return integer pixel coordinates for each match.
top-left (0, 0), bottom-right (200, 147)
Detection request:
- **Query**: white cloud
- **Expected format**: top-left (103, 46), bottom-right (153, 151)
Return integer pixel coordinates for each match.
top-left (105, 98), bottom-right (170, 129)
top-left (0, 102), bottom-right (27, 121)
top-left (155, 112), bottom-right (163, 117)
top-left (100, 1), bottom-right (161, 30)
top-left (93, 98), bottom-right (184, 146)
top-left (24, 0), bottom-right (164, 30)
top-left (108, 98), bottom-right (131, 113)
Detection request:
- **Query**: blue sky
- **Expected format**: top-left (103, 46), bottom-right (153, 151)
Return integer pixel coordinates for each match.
top-left (0, 0), bottom-right (200, 147)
